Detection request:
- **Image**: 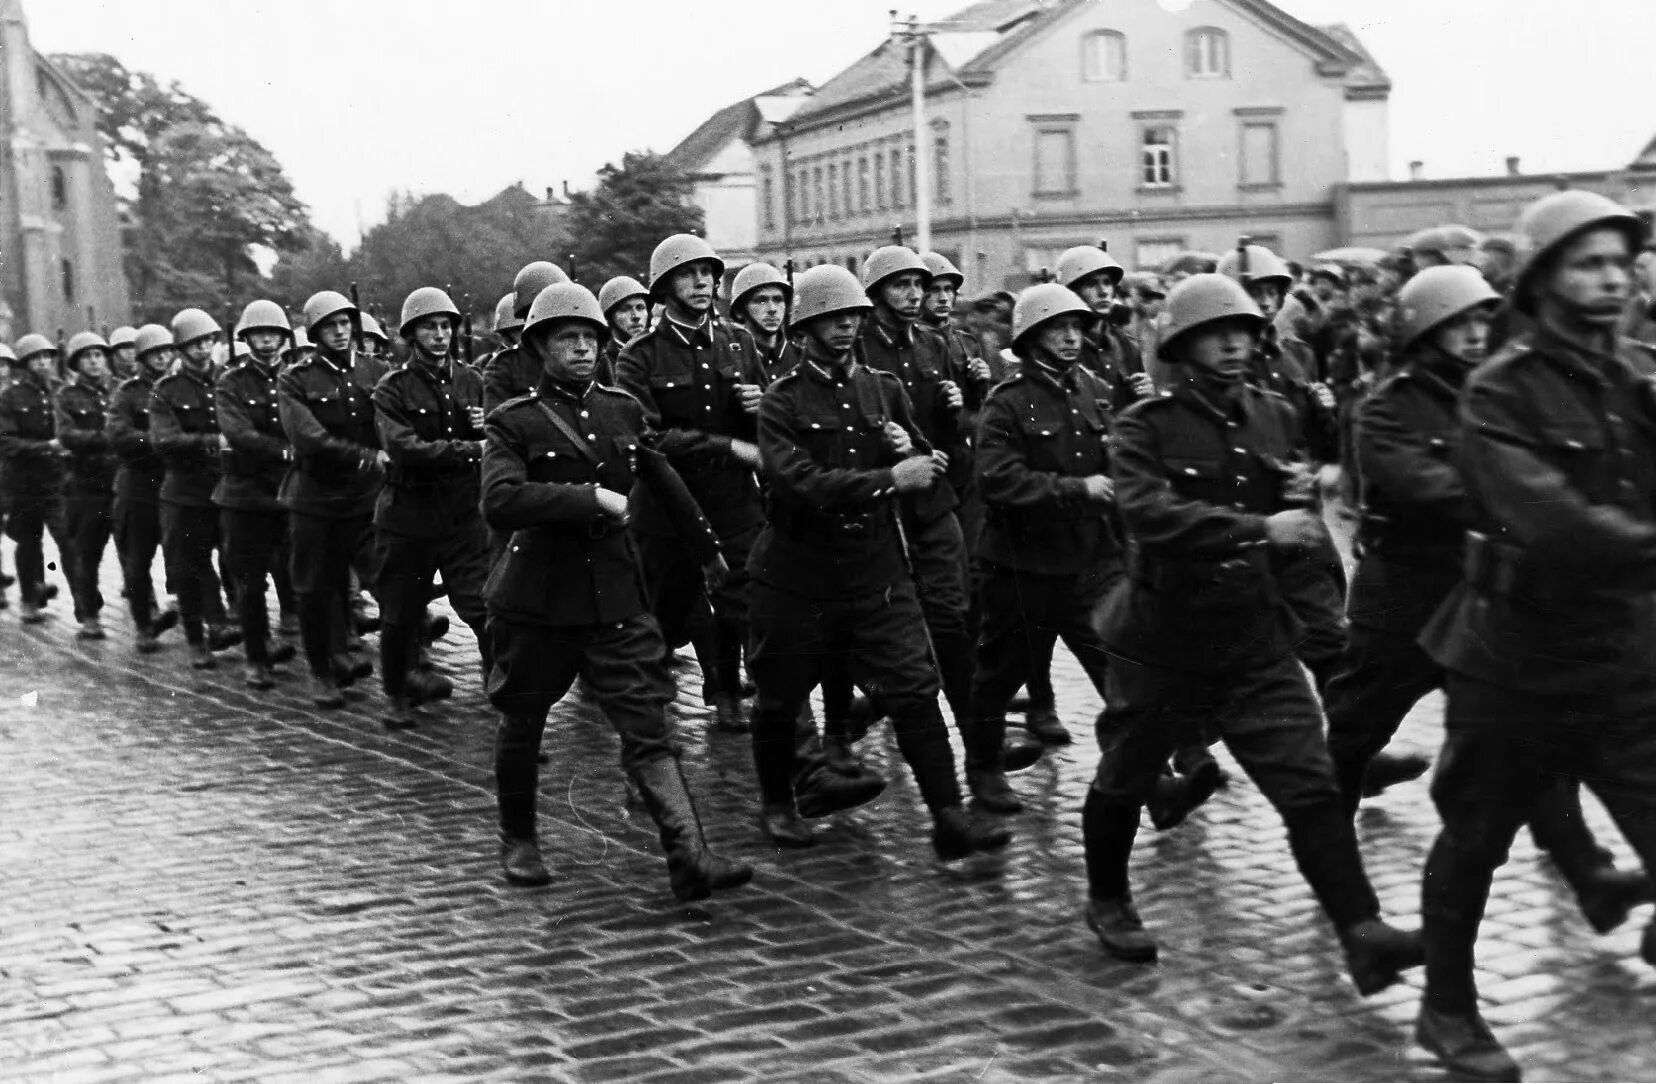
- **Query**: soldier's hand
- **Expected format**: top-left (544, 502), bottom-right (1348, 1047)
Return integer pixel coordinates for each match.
top-left (941, 380), bottom-right (964, 410)
top-left (728, 438), bottom-right (760, 467)
top-left (1081, 474), bottom-right (1115, 503)
top-left (1274, 459), bottom-right (1318, 505)
top-left (703, 553), bottom-right (730, 592)
top-left (1265, 509), bottom-right (1323, 549)
top-left (1128, 372), bottom-right (1156, 398)
top-left (218, 434), bottom-right (232, 451)
top-left (594, 487), bottom-right (630, 521)
top-left (1311, 382), bottom-right (1336, 412)
top-left (736, 384), bottom-right (764, 414)
top-left (46, 438), bottom-right (63, 453)
top-left (364, 449), bottom-right (389, 472)
top-left (883, 422), bottom-right (913, 456)
top-left (967, 358), bottom-right (992, 384)
top-left (931, 449), bottom-right (950, 470)
top-left (891, 454), bottom-right (941, 493)
top-left (466, 405), bottom-right (486, 429)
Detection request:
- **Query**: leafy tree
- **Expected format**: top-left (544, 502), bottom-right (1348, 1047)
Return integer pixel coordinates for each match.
top-left (564, 152), bottom-right (704, 285)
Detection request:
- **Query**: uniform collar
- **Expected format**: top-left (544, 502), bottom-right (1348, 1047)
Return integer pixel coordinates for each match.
top-left (1529, 319), bottom-right (1636, 389)
top-left (1181, 377), bottom-right (1248, 425)
top-left (316, 348), bottom-right (351, 375)
top-left (869, 310), bottom-right (914, 348)
top-left (413, 352), bottom-right (452, 382)
top-left (1024, 356), bottom-right (1075, 393)
top-left (537, 374), bottom-right (592, 404)
top-left (802, 339), bottom-right (857, 383)
top-left (179, 363), bottom-right (213, 388)
top-left (663, 312), bottom-right (712, 348)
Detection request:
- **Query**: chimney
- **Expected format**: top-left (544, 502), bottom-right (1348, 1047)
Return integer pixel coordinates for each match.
top-left (562, 180), bottom-right (572, 198)
top-left (1505, 155), bottom-right (1521, 176)
top-left (1408, 160), bottom-right (1424, 181)
top-left (545, 186), bottom-right (554, 202)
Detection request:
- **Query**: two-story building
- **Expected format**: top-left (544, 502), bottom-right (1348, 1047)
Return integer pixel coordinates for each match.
top-left (748, 0), bottom-right (1389, 290)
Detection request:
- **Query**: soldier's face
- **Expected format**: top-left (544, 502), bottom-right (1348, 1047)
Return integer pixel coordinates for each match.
top-left (877, 272), bottom-right (925, 321)
top-left (75, 348), bottom-right (110, 382)
top-left (1032, 314), bottom-right (1085, 366)
top-left (1544, 227), bottom-right (1632, 326)
top-left (743, 287), bottom-right (787, 335)
top-left (112, 345), bottom-right (137, 376)
top-left (1137, 290), bottom-right (1164, 316)
top-left (246, 330), bottom-right (285, 361)
top-left (922, 280), bottom-right (956, 322)
top-left (411, 315), bottom-right (454, 360)
top-left (26, 353), bottom-right (57, 380)
top-left (140, 348), bottom-right (173, 375)
top-left (180, 337), bottom-right (215, 369)
top-left (1072, 272), bottom-right (1115, 313)
top-left (1247, 282), bottom-right (1285, 320)
top-left (1429, 307), bottom-right (1495, 365)
top-left (532, 320), bottom-right (600, 383)
top-left (1182, 319), bottom-right (1257, 382)
top-left (1635, 250), bottom-right (1656, 294)
top-left (803, 312), bottom-right (863, 357)
top-left (315, 313), bottom-right (354, 354)
top-left (666, 261), bottom-right (717, 316)
top-left (359, 338), bottom-right (382, 360)
top-left (610, 297), bottom-right (649, 340)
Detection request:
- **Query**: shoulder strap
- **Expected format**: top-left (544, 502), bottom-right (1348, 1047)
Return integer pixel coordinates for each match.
top-left (534, 398), bottom-right (599, 464)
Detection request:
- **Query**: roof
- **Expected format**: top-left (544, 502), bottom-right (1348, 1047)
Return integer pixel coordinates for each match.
top-left (781, 0), bottom-right (1388, 132)
top-left (1631, 131), bottom-right (1656, 172)
top-left (663, 78), bottom-right (812, 175)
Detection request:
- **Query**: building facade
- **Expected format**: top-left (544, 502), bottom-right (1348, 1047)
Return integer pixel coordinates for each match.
top-left (0, 0), bottom-right (129, 341)
top-left (749, 0), bottom-right (1388, 290)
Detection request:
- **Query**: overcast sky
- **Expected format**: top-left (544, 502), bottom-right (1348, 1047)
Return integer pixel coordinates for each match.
top-left (27, 0), bottom-right (1656, 250)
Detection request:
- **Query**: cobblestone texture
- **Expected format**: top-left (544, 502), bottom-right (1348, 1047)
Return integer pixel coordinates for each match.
top-left (1, 533), bottom-right (1653, 1083)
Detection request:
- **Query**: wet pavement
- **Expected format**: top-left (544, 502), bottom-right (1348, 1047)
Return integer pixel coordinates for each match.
top-left (2, 540), bottom-right (1654, 1083)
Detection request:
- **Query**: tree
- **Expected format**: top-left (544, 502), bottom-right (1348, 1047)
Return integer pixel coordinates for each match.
top-left (564, 152), bottom-right (705, 285)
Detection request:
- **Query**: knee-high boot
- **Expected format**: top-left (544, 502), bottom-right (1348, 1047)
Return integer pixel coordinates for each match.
top-left (629, 754), bottom-right (753, 902)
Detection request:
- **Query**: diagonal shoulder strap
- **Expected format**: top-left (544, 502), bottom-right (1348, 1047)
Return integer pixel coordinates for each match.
top-left (534, 399), bottom-right (600, 464)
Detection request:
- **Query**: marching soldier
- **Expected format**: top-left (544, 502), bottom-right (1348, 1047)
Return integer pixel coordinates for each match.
top-left (372, 287), bottom-right (490, 730)
top-left (746, 264), bottom-right (1008, 857)
top-left (55, 332), bottom-right (119, 639)
top-left (483, 261), bottom-right (569, 413)
top-left (963, 284), bottom-right (1120, 813)
top-left (279, 291), bottom-right (385, 706)
top-left (107, 326), bottom-right (139, 381)
top-left (358, 313), bottom-right (391, 366)
top-left (0, 334), bottom-right (71, 623)
top-left (106, 325), bottom-right (180, 651)
top-left (1415, 191), bottom-right (1656, 1081)
top-left (614, 235), bottom-right (766, 734)
top-left (919, 250), bottom-right (993, 563)
top-left (728, 263), bottom-right (800, 382)
top-left (481, 281), bottom-right (752, 902)
top-left (1057, 245), bottom-right (1152, 408)
top-left (151, 309), bottom-right (240, 667)
top-left (216, 301), bottom-right (298, 688)
top-left (597, 275), bottom-right (649, 384)
top-left (478, 293), bottom-right (521, 375)
top-left (1085, 274), bottom-right (1422, 995)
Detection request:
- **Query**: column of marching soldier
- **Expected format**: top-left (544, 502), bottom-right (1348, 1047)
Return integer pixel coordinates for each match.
top-left (4, 187), bottom-right (1656, 1080)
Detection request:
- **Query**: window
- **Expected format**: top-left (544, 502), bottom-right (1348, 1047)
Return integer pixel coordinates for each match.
top-left (875, 152), bottom-right (887, 210)
top-left (891, 147), bottom-right (905, 209)
top-left (51, 166), bottom-right (68, 211)
top-left (842, 158), bottom-right (853, 218)
top-left (1135, 239), bottom-right (1187, 271)
top-left (1186, 28), bottom-right (1229, 78)
top-left (795, 169), bottom-right (808, 223)
top-left (760, 166), bottom-right (775, 229)
top-left (858, 156), bottom-right (870, 214)
top-left (1023, 247), bottom-right (1066, 277)
top-left (61, 258), bottom-right (75, 303)
top-left (1141, 127), bottom-right (1176, 187)
top-left (933, 124), bottom-right (951, 204)
top-left (846, 255), bottom-right (859, 275)
top-left (907, 143), bottom-right (917, 207)
top-left (1241, 122), bottom-right (1280, 187)
top-left (813, 166), bottom-right (825, 224)
top-left (827, 163), bottom-right (839, 219)
top-left (1082, 31), bottom-right (1126, 82)
top-left (1034, 127), bottom-right (1076, 195)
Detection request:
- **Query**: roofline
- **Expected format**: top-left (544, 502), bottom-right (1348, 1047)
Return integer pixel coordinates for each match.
top-left (1340, 169), bottom-right (1622, 193)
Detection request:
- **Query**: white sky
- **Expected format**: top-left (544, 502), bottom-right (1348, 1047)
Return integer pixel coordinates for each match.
top-left (27, 0), bottom-right (1656, 250)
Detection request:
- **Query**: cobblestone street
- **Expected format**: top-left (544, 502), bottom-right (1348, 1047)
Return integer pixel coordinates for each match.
top-left (3, 543), bottom-right (1654, 1083)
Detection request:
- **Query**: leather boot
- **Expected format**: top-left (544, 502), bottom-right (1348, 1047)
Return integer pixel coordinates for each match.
top-left (135, 628), bottom-right (162, 654)
top-left (206, 623), bottom-right (244, 651)
top-left (331, 653), bottom-right (372, 687)
top-left (19, 600), bottom-right (45, 625)
top-left (711, 693), bottom-right (749, 734)
top-left (310, 673), bottom-right (346, 709)
top-left (931, 805), bottom-right (1011, 860)
top-left (423, 613), bottom-right (450, 644)
top-left (761, 805), bottom-right (816, 848)
top-left (243, 663), bottom-right (276, 690)
top-left (408, 669), bottom-right (453, 705)
top-left (500, 836), bottom-right (552, 886)
top-left (152, 608), bottom-right (180, 635)
top-left (1415, 1006), bottom-right (1521, 1082)
top-left (1025, 706), bottom-right (1072, 745)
top-left (1360, 750), bottom-right (1431, 797)
top-left (1146, 759), bottom-right (1223, 831)
top-left (189, 642), bottom-right (218, 670)
top-left (1086, 895), bottom-right (1158, 963)
top-left (967, 769), bottom-right (1023, 814)
top-left (1003, 730), bottom-right (1045, 772)
top-left (629, 756), bottom-right (754, 902)
top-left (276, 611), bottom-right (300, 637)
top-left (1575, 863), bottom-right (1656, 935)
top-left (268, 641), bottom-right (297, 666)
top-left (381, 695), bottom-right (418, 731)
top-left (796, 765), bottom-right (886, 819)
top-left (1340, 917), bottom-right (1425, 996)
top-left (821, 733), bottom-right (864, 777)
top-left (77, 617), bottom-right (106, 640)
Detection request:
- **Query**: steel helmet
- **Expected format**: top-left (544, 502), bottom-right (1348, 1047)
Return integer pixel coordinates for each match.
top-left (133, 324), bottom-right (173, 357)
top-left (1217, 244), bottom-right (1294, 289)
top-left (1056, 245), bottom-right (1124, 289)
top-left (648, 234), bottom-right (724, 297)
top-left (170, 308), bottom-right (221, 346)
top-left (64, 331), bottom-right (110, 367)
top-left (512, 261), bottom-right (570, 318)
top-left (1403, 224), bottom-right (1484, 264)
top-left (597, 276), bottom-right (649, 317)
top-left (921, 251), bottom-right (964, 290)
top-left (791, 265), bottom-right (873, 325)
top-left (730, 263), bottom-right (790, 312)
top-left (1121, 271), bottom-right (1166, 298)
top-left (1395, 266), bottom-right (1501, 352)
top-left (236, 299), bottom-right (292, 339)
top-left (1308, 264), bottom-right (1349, 287)
top-left (523, 282), bottom-right (607, 339)
top-left (360, 312), bottom-right (388, 343)
top-left (13, 332), bottom-right (56, 361)
top-left (492, 292), bottom-right (522, 333)
top-left (108, 326), bottom-right (138, 349)
top-left (1011, 284), bottom-right (1094, 351)
top-left (1160, 274), bottom-right (1264, 358)
top-left (0, 343), bottom-right (15, 365)
top-left (1511, 190), bottom-right (1644, 314)
top-left (399, 287), bottom-right (461, 337)
top-left (860, 245), bottom-right (930, 293)
top-left (301, 290), bottom-right (357, 332)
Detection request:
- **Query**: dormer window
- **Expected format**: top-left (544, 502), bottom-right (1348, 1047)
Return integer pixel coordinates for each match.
top-left (1081, 31), bottom-right (1126, 82)
top-left (1186, 27), bottom-right (1229, 78)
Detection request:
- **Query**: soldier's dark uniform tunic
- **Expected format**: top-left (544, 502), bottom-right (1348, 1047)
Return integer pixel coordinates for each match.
top-left (482, 378), bottom-right (719, 822)
top-left (1418, 326), bottom-right (1656, 1015)
top-left (1088, 378), bottom-right (1384, 931)
top-left (150, 365), bottom-right (224, 647)
top-left (749, 333), bottom-right (803, 386)
top-left (277, 348), bottom-right (386, 679)
top-left (614, 315), bottom-right (765, 699)
top-left (964, 360), bottom-right (1120, 774)
top-left (746, 341), bottom-right (964, 818)
top-left (215, 356), bottom-right (294, 666)
top-left (372, 356), bottom-right (490, 699)
top-left (481, 345), bottom-right (537, 416)
top-left (0, 369), bottom-right (72, 608)
top-left (107, 370), bottom-right (168, 632)
top-left (1079, 323), bottom-right (1146, 413)
top-left (55, 376), bottom-right (116, 623)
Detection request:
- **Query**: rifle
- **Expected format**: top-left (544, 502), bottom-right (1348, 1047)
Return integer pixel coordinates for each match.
top-left (1236, 235), bottom-right (1252, 284)
top-left (349, 281), bottom-right (364, 355)
top-left (54, 327), bottom-right (65, 384)
top-left (783, 257), bottom-right (796, 336)
top-left (567, 253), bottom-right (579, 286)
top-left (225, 305), bottom-right (237, 365)
top-left (891, 224), bottom-right (903, 247)
top-left (461, 293), bottom-right (474, 366)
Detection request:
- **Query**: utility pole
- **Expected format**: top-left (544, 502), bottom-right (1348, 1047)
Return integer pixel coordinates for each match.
top-left (894, 11), bottom-right (932, 254)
